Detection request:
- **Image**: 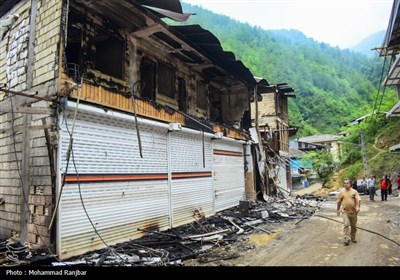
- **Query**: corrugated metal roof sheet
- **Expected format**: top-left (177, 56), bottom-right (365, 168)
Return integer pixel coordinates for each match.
top-left (289, 148), bottom-right (305, 158)
top-left (389, 143), bottom-right (400, 152)
top-left (142, 5), bottom-right (193, 22)
top-left (298, 134), bottom-right (340, 143)
top-left (137, 0), bottom-right (184, 14)
top-left (290, 158), bottom-right (312, 169)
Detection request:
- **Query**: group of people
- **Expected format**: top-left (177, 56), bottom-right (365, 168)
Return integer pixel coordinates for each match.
top-left (378, 174), bottom-right (399, 201)
top-left (336, 174), bottom-right (400, 246)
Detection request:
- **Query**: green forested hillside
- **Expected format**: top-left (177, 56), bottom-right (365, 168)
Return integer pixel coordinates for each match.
top-left (178, 4), bottom-right (398, 135)
top-left (351, 30), bottom-right (385, 57)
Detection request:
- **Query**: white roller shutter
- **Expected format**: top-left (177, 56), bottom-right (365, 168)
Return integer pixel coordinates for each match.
top-left (57, 107), bottom-right (170, 259)
top-left (213, 139), bottom-right (245, 212)
top-left (56, 102), bottom-right (244, 259)
top-left (169, 130), bottom-right (214, 227)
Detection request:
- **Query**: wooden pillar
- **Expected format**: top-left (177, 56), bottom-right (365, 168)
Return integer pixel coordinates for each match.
top-left (20, 113), bottom-right (31, 243)
top-left (244, 144), bottom-right (256, 201)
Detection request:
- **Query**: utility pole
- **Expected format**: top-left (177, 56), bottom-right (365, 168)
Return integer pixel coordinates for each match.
top-left (360, 129), bottom-right (368, 178)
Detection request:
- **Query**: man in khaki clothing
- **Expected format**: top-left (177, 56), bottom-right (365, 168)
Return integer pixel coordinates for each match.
top-left (337, 178), bottom-right (361, 246)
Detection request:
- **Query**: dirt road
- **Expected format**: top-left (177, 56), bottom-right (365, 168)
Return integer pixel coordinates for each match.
top-left (185, 190), bottom-right (400, 266)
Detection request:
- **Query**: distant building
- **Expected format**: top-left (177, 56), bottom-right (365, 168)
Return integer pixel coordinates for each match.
top-left (289, 148), bottom-right (307, 178)
top-left (297, 134), bottom-right (342, 162)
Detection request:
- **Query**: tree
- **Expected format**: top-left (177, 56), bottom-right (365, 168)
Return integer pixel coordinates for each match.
top-left (302, 149), bottom-right (335, 187)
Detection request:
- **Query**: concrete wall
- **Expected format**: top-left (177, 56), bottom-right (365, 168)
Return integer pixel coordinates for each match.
top-left (330, 141), bottom-right (340, 162)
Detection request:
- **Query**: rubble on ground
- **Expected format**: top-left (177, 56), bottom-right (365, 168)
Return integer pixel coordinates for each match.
top-left (0, 194), bottom-right (325, 267)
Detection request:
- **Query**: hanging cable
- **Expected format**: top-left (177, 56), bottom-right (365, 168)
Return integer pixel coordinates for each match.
top-left (376, 55), bottom-right (395, 116)
top-left (49, 79), bottom-right (82, 231)
top-left (70, 147), bottom-right (125, 262)
top-left (370, 56), bottom-right (387, 120)
top-left (314, 214), bottom-right (400, 247)
top-left (370, 54), bottom-right (394, 122)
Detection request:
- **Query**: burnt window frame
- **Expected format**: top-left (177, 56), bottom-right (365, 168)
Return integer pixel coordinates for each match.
top-left (157, 61), bottom-right (175, 99)
top-left (94, 25), bottom-right (125, 79)
top-left (178, 77), bottom-right (187, 112)
top-left (65, 7), bottom-right (125, 81)
top-left (196, 80), bottom-right (208, 110)
top-left (140, 57), bottom-right (156, 100)
top-left (65, 9), bottom-right (85, 81)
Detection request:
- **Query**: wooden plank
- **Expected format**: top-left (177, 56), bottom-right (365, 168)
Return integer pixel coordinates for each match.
top-left (1, 124), bottom-right (53, 135)
top-left (42, 118), bottom-right (56, 191)
top-left (0, 88), bottom-right (56, 102)
top-left (0, 106), bottom-right (53, 114)
top-left (20, 113), bottom-right (31, 243)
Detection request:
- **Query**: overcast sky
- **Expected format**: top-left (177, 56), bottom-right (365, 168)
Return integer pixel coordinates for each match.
top-left (181, 0), bottom-right (394, 49)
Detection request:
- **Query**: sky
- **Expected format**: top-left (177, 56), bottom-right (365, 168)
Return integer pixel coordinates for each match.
top-left (181, 0), bottom-right (394, 49)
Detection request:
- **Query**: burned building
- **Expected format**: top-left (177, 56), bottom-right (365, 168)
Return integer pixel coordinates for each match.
top-left (251, 80), bottom-right (297, 194)
top-left (0, 0), bottom-right (257, 259)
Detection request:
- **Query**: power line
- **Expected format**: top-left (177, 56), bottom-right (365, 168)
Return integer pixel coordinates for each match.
top-left (370, 56), bottom-right (388, 122)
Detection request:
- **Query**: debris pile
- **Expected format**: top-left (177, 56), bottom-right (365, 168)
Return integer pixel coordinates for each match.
top-left (0, 236), bottom-right (31, 266)
top-left (0, 195), bottom-right (325, 267)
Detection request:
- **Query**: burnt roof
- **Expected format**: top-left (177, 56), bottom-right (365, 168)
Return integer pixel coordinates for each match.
top-left (0, 0), bottom-right (186, 19)
top-left (171, 24), bottom-right (255, 86)
top-left (1, 0), bottom-right (254, 88)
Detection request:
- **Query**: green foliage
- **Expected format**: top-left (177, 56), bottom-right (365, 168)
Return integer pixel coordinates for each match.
top-left (368, 152), bottom-right (400, 179)
top-left (302, 150), bottom-right (335, 186)
top-left (179, 4), bottom-right (398, 136)
top-left (343, 162), bottom-right (363, 180)
top-left (338, 115), bottom-right (400, 180)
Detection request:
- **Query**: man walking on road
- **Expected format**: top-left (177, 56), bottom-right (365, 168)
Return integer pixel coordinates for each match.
top-left (337, 178), bottom-right (361, 246)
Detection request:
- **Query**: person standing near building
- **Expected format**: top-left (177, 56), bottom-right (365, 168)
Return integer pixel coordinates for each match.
top-left (387, 174), bottom-right (392, 195)
top-left (351, 177), bottom-right (357, 190)
top-left (303, 178), bottom-right (309, 188)
top-left (367, 175), bottom-right (376, 201)
top-left (380, 175), bottom-right (388, 201)
top-left (337, 178), bottom-right (361, 246)
top-left (397, 174), bottom-right (400, 190)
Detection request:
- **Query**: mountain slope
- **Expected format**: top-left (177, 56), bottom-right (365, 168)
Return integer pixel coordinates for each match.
top-left (178, 4), bottom-right (397, 135)
top-left (351, 30), bottom-right (385, 57)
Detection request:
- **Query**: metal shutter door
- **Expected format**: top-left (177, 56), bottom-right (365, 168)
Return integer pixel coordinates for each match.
top-left (58, 109), bottom-right (169, 259)
top-left (213, 140), bottom-right (245, 212)
top-left (169, 130), bottom-right (214, 227)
